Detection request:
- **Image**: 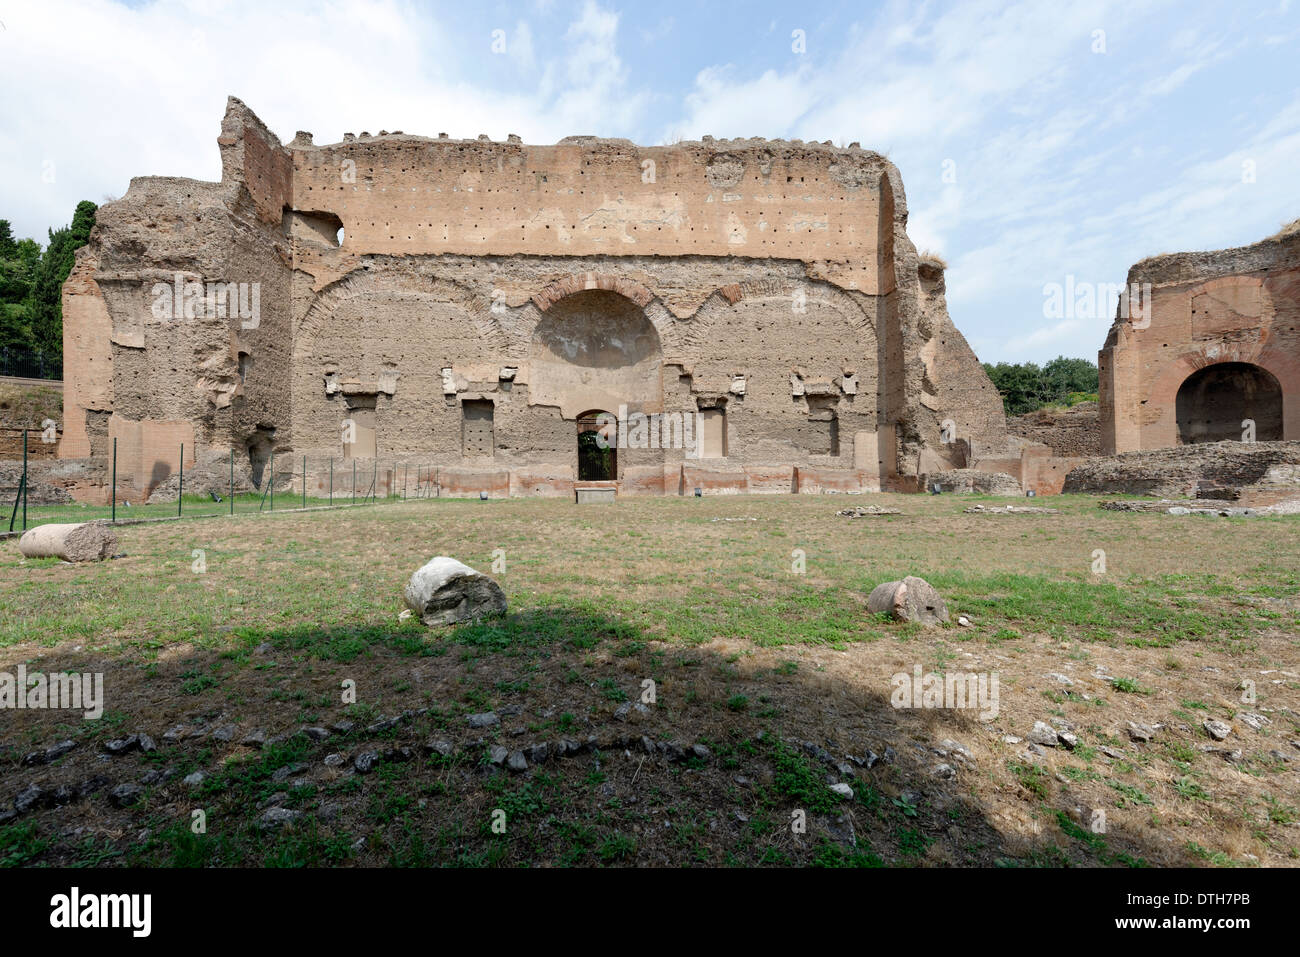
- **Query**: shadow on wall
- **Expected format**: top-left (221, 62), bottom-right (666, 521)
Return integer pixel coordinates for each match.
top-left (148, 460), bottom-right (172, 497)
top-left (246, 428), bottom-right (275, 489)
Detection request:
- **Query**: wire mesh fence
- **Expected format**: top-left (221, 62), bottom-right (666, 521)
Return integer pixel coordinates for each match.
top-left (0, 347), bottom-right (61, 381)
top-left (5, 432), bottom-right (458, 534)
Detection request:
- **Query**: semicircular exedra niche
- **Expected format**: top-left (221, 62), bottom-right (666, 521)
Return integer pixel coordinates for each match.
top-left (530, 289), bottom-right (662, 369)
top-left (528, 289), bottom-right (664, 418)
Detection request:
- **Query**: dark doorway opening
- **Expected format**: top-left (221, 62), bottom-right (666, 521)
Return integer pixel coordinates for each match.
top-left (577, 411), bottom-right (617, 480)
top-left (1176, 362), bottom-right (1283, 444)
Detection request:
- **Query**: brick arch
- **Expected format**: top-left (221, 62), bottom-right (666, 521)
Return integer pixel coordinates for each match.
top-left (531, 272), bottom-right (680, 355)
top-left (532, 272), bottom-right (655, 312)
top-left (1147, 348), bottom-right (1300, 446)
top-left (733, 278), bottom-right (876, 340)
top-left (676, 278), bottom-right (876, 351)
top-left (295, 262), bottom-right (509, 357)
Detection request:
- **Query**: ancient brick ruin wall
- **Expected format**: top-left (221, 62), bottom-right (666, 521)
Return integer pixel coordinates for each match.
top-left (63, 100), bottom-right (294, 496)
top-left (289, 130), bottom-right (889, 290)
top-left (290, 257), bottom-right (885, 495)
top-left (1099, 227), bottom-right (1300, 454)
top-left (60, 96), bottom-right (1010, 498)
top-left (1008, 401), bottom-right (1102, 458)
top-left (1063, 440), bottom-right (1300, 504)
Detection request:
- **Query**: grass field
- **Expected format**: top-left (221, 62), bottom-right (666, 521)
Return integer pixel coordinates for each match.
top-left (1, 492), bottom-right (1297, 867)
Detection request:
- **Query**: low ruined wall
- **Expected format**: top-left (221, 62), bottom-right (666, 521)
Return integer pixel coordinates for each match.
top-left (921, 468), bottom-right (1021, 495)
top-left (1063, 440), bottom-right (1300, 503)
top-left (0, 457), bottom-right (107, 505)
top-left (0, 428), bottom-right (60, 459)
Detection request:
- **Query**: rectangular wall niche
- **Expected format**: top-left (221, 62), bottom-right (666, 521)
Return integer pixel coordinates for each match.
top-left (804, 404), bottom-right (839, 456)
top-left (700, 407), bottom-right (727, 458)
top-left (344, 397), bottom-right (377, 459)
top-left (462, 399), bottom-right (495, 458)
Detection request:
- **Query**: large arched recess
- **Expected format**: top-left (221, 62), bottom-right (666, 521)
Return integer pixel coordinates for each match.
top-left (1176, 362), bottom-right (1283, 444)
top-left (528, 288), bottom-right (663, 419)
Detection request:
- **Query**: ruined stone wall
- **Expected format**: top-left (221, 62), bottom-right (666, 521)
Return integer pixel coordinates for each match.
top-left (60, 249), bottom-right (112, 459)
top-left (907, 257), bottom-right (1008, 473)
top-left (61, 98), bottom-right (293, 495)
top-left (1099, 224), bottom-right (1300, 454)
top-left (60, 96), bottom-right (1010, 498)
top-left (289, 131), bottom-right (887, 292)
top-left (1009, 401), bottom-right (1102, 457)
top-left (1063, 440), bottom-right (1300, 504)
top-left (289, 257), bottom-right (881, 494)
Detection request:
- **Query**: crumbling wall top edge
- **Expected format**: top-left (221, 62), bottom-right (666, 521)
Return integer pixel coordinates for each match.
top-left (1126, 222), bottom-right (1300, 286)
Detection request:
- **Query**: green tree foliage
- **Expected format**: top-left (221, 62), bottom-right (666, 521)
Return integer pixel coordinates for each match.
top-left (982, 356), bottom-right (1099, 415)
top-left (23, 200), bottom-right (98, 364)
top-left (0, 221), bottom-right (42, 353)
top-left (0, 220), bottom-right (18, 260)
top-left (0, 203), bottom-right (98, 373)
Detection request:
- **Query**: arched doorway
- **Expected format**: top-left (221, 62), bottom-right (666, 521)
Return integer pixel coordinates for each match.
top-left (1176, 362), bottom-right (1283, 444)
top-left (577, 411), bottom-right (617, 480)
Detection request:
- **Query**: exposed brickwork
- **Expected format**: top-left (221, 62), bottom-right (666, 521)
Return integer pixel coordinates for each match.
top-left (58, 97), bottom-right (1012, 498)
top-left (1008, 402), bottom-right (1101, 457)
top-left (1100, 226), bottom-right (1300, 454)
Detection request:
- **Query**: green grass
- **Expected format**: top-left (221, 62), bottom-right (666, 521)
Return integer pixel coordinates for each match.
top-left (3, 493), bottom-right (1297, 868)
top-left (4, 494), bottom-right (1296, 655)
top-left (767, 741), bottom-right (840, 813)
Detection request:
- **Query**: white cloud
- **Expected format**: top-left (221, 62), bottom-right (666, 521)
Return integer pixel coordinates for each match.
top-left (2, 0), bottom-right (1295, 368)
top-left (0, 0), bottom-right (650, 241)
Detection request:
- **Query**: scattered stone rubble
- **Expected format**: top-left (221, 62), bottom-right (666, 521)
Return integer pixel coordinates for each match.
top-left (837, 505), bottom-right (902, 517)
top-left (962, 503), bottom-right (1059, 515)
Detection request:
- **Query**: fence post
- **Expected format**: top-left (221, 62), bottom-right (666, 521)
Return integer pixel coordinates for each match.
top-left (229, 449), bottom-right (234, 515)
top-left (371, 461), bottom-right (377, 504)
top-left (22, 428), bottom-right (28, 531)
top-left (178, 443), bottom-right (184, 517)
top-left (6, 472), bottom-right (21, 533)
top-left (403, 463), bottom-right (408, 501)
top-left (111, 437), bottom-right (117, 522)
top-left (269, 450), bottom-right (274, 511)
top-left (352, 460), bottom-right (356, 505)
top-left (329, 458), bottom-right (333, 506)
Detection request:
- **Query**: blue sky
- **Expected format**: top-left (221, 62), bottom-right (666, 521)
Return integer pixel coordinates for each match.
top-left (2, 0), bottom-right (1298, 364)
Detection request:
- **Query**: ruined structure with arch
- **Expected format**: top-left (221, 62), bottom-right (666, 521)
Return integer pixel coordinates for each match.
top-left (60, 97), bottom-right (1013, 500)
top-left (1100, 223), bottom-right (1300, 454)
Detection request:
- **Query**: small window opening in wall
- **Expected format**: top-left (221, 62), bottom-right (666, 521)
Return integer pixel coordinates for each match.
top-left (237, 352), bottom-right (251, 384)
top-left (336, 227), bottom-right (345, 245)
